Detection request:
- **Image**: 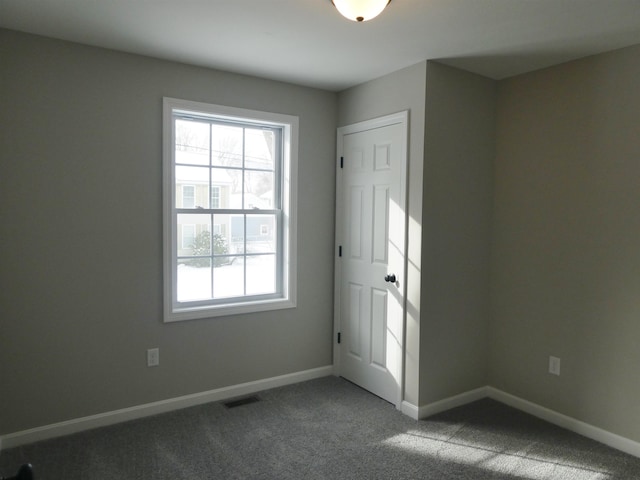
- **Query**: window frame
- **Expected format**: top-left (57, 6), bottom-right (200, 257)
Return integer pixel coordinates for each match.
top-left (163, 97), bottom-right (298, 322)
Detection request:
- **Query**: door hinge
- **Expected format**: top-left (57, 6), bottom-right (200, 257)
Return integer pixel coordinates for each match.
top-left (340, 156), bottom-right (344, 169)
top-left (338, 245), bottom-right (342, 257)
top-left (337, 332), bottom-right (341, 344)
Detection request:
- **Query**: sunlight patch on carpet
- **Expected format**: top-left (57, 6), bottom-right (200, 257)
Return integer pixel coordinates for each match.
top-left (381, 431), bottom-right (613, 480)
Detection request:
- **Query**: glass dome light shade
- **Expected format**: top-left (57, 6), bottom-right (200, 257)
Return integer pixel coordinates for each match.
top-left (332, 0), bottom-right (391, 22)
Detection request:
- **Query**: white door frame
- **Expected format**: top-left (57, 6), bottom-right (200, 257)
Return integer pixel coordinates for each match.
top-left (333, 111), bottom-right (409, 409)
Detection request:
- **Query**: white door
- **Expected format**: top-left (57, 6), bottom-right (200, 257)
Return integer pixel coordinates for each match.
top-left (334, 112), bottom-right (408, 407)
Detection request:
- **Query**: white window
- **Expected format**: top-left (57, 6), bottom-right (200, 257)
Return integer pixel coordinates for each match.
top-left (210, 185), bottom-right (221, 209)
top-left (163, 98), bottom-right (298, 322)
top-left (182, 185), bottom-right (195, 208)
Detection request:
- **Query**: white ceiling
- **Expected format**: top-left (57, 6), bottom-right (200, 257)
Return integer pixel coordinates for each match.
top-left (2, 0), bottom-right (640, 91)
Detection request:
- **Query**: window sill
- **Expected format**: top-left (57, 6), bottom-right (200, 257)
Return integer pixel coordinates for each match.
top-left (164, 297), bottom-right (296, 323)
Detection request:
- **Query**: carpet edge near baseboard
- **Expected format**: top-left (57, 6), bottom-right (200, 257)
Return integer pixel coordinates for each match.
top-left (406, 385), bottom-right (640, 459)
top-left (486, 387), bottom-right (640, 459)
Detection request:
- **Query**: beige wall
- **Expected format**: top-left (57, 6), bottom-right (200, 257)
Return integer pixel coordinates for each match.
top-left (490, 44), bottom-right (640, 441)
top-left (338, 61), bottom-right (428, 406)
top-left (420, 62), bottom-right (496, 404)
top-left (0, 29), bottom-right (337, 434)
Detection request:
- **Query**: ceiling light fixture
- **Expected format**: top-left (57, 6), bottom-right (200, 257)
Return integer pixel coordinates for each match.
top-left (332, 0), bottom-right (391, 22)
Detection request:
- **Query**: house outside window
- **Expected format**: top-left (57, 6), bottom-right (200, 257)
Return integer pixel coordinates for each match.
top-left (182, 185), bottom-right (195, 208)
top-left (211, 186), bottom-right (221, 209)
top-left (163, 98), bottom-right (298, 321)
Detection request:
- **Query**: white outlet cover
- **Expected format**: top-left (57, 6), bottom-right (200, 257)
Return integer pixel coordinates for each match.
top-left (549, 356), bottom-right (561, 376)
top-left (147, 348), bottom-right (160, 367)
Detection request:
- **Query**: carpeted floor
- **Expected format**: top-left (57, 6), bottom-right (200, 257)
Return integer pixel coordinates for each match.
top-left (2, 376), bottom-right (640, 479)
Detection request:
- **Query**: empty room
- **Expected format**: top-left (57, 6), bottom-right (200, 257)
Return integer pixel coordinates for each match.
top-left (2, 1), bottom-right (640, 478)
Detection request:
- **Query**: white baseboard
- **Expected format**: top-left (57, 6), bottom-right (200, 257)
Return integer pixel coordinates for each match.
top-left (417, 387), bottom-right (489, 419)
top-left (402, 387), bottom-right (488, 421)
top-left (0, 365), bottom-right (333, 450)
top-left (486, 387), bottom-right (640, 458)
top-left (401, 400), bottom-right (420, 419)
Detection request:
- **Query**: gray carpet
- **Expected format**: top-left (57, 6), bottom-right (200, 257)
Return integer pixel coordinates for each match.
top-left (2, 376), bottom-right (640, 479)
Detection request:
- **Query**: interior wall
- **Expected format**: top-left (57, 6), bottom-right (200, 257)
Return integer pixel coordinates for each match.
top-left (419, 62), bottom-right (496, 405)
top-left (337, 61), bottom-right (428, 407)
top-left (490, 44), bottom-right (640, 442)
top-left (0, 29), bottom-right (337, 435)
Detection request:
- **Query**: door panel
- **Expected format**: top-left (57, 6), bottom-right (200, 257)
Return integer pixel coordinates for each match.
top-left (348, 282), bottom-right (363, 358)
top-left (370, 288), bottom-right (388, 369)
top-left (349, 187), bottom-right (364, 260)
top-left (372, 185), bottom-right (390, 264)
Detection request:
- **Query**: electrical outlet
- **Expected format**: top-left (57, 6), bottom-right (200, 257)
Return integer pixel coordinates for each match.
top-left (147, 348), bottom-right (159, 367)
top-left (549, 356), bottom-right (561, 376)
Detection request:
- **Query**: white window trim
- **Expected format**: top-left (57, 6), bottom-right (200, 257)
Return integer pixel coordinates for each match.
top-left (163, 97), bottom-right (298, 322)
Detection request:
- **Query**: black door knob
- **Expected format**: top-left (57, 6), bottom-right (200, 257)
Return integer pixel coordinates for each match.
top-left (384, 274), bottom-right (396, 283)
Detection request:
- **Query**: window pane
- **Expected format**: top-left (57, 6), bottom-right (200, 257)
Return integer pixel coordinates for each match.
top-left (182, 186), bottom-right (195, 209)
top-left (244, 170), bottom-right (274, 209)
top-left (247, 214), bottom-right (276, 253)
top-left (213, 257), bottom-right (244, 299)
top-left (245, 128), bottom-right (275, 170)
top-left (177, 257), bottom-right (212, 302)
top-left (175, 119), bottom-right (209, 166)
top-left (211, 124), bottom-right (243, 167)
top-left (212, 212), bottom-right (230, 243)
top-left (177, 214), bottom-right (211, 256)
top-left (176, 166), bottom-right (209, 208)
top-left (229, 215), bottom-right (245, 254)
top-left (246, 255), bottom-right (276, 296)
top-left (211, 224), bottom-right (230, 263)
top-left (212, 167), bottom-right (242, 209)
top-left (181, 224), bottom-right (195, 250)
